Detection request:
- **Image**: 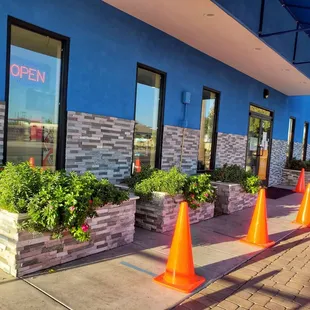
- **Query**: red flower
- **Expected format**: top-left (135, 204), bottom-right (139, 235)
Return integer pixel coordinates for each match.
top-left (69, 206), bottom-right (75, 212)
top-left (81, 223), bottom-right (89, 232)
top-left (204, 193), bottom-right (208, 197)
top-left (89, 200), bottom-right (93, 204)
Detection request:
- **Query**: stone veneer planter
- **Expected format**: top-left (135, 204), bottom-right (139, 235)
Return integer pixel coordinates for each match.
top-left (0, 196), bottom-right (138, 277)
top-left (135, 192), bottom-right (214, 233)
top-left (282, 169), bottom-right (310, 186)
top-left (211, 182), bottom-right (257, 215)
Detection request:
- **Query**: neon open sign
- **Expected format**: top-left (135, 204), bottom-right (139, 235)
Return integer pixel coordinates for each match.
top-left (10, 64), bottom-right (46, 84)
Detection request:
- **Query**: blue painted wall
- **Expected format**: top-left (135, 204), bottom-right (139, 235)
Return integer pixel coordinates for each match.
top-left (0, 0), bottom-right (299, 141)
top-left (288, 96), bottom-right (310, 143)
top-left (213, 0), bottom-right (310, 79)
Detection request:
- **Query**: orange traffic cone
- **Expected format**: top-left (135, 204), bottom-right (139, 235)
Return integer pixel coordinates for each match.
top-left (295, 168), bottom-right (305, 193)
top-left (153, 201), bottom-right (205, 293)
top-left (135, 158), bottom-right (141, 173)
top-left (294, 183), bottom-right (310, 227)
top-left (29, 157), bottom-right (35, 168)
top-left (240, 189), bottom-right (275, 248)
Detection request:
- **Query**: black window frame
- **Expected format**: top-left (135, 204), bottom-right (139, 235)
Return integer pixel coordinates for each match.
top-left (287, 117), bottom-right (296, 162)
top-left (302, 122), bottom-right (309, 161)
top-left (197, 86), bottom-right (220, 173)
top-left (4, 16), bottom-right (70, 169)
top-left (132, 63), bottom-right (166, 170)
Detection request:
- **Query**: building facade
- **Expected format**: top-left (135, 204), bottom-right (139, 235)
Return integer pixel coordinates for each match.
top-left (1, 0), bottom-right (310, 186)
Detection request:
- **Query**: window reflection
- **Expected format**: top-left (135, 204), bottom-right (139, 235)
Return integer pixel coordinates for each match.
top-left (302, 122), bottom-right (309, 161)
top-left (133, 67), bottom-right (162, 169)
top-left (198, 89), bottom-right (218, 171)
top-left (287, 118), bottom-right (295, 162)
top-left (7, 25), bottom-right (62, 170)
top-left (250, 105), bottom-right (271, 116)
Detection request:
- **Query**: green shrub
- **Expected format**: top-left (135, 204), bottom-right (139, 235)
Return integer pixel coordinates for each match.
top-left (211, 164), bottom-right (246, 184)
top-left (0, 163), bottom-right (129, 242)
top-left (133, 167), bottom-right (216, 209)
top-left (0, 162), bottom-right (42, 213)
top-left (25, 170), bottom-right (77, 239)
top-left (25, 170), bottom-right (129, 241)
top-left (96, 179), bottom-right (130, 206)
top-left (123, 165), bottom-right (157, 189)
top-left (241, 173), bottom-right (262, 194)
top-left (183, 174), bottom-right (216, 209)
top-left (211, 164), bottom-right (261, 194)
top-left (286, 158), bottom-right (310, 171)
top-left (134, 167), bottom-right (187, 200)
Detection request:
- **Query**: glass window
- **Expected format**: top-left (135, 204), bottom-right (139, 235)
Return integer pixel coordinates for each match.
top-left (7, 25), bottom-right (63, 170)
top-left (250, 105), bottom-right (271, 116)
top-left (287, 117), bottom-right (295, 162)
top-left (132, 66), bottom-right (164, 170)
top-left (197, 89), bottom-right (218, 171)
top-left (302, 122), bottom-right (309, 161)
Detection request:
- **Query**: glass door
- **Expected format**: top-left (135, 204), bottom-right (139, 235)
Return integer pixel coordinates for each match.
top-left (246, 116), bottom-right (261, 176)
top-left (257, 119), bottom-right (272, 183)
top-left (246, 106), bottom-right (273, 186)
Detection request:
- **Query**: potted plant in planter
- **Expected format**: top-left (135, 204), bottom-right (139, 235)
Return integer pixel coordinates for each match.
top-left (0, 162), bottom-right (137, 277)
top-left (282, 158), bottom-right (310, 186)
top-left (126, 167), bottom-right (216, 233)
top-left (210, 164), bottom-right (261, 215)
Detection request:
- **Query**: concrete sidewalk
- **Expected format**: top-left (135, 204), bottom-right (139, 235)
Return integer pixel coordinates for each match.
top-left (0, 192), bottom-right (303, 310)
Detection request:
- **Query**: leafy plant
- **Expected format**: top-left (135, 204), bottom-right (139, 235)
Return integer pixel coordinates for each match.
top-left (211, 164), bottom-right (246, 184)
top-left (96, 179), bottom-right (130, 206)
top-left (286, 158), bottom-right (310, 171)
top-left (0, 162), bottom-right (42, 213)
top-left (183, 174), bottom-right (216, 209)
top-left (134, 167), bottom-right (187, 200)
top-left (123, 165), bottom-right (157, 189)
top-left (0, 163), bottom-right (129, 242)
top-left (25, 170), bottom-right (77, 237)
top-left (241, 174), bottom-right (262, 194)
top-left (132, 167), bottom-right (216, 209)
top-left (211, 164), bottom-right (261, 194)
top-left (25, 170), bottom-right (129, 241)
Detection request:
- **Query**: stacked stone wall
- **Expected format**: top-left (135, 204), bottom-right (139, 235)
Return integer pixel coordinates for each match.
top-left (211, 182), bottom-right (257, 215)
top-left (135, 193), bottom-right (214, 233)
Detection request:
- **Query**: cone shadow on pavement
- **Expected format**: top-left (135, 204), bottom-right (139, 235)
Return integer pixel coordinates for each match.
top-left (153, 201), bottom-right (205, 293)
top-left (295, 168), bottom-right (305, 193)
top-left (294, 183), bottom-right (310, 227)
top-left (240, 188), bottom-right (275, 248)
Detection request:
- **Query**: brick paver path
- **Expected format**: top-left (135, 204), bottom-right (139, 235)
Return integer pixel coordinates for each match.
top-left (177, 228), bottom-right (310, 310)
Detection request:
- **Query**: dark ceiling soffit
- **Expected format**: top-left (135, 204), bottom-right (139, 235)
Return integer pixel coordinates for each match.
top-left (258, 0), bottom-right (310, 65)
top-left (259, 27), bottom-right (310, 38)
top-left (283, 4), bottom-right (310, 10)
